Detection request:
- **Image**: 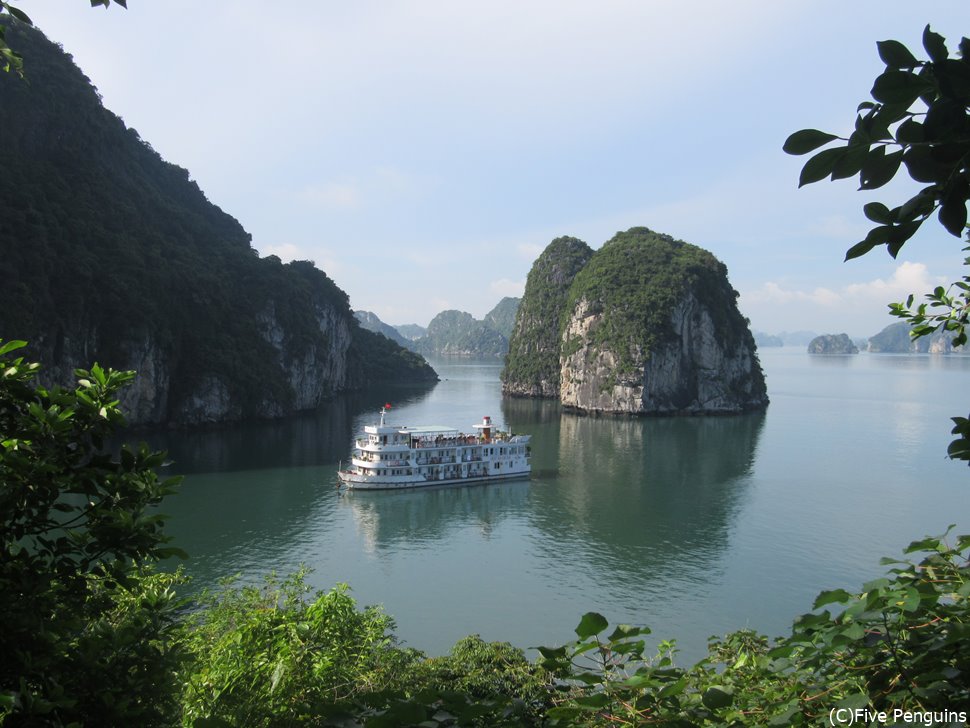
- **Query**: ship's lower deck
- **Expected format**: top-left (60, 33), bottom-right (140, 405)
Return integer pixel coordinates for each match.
top-left (337, 469), bottom-right (530, 491)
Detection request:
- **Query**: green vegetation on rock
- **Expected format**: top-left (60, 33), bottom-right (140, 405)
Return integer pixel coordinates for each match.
top-left (502, 236), bottom-right (593, 396)
top-left (563, 228), bottom-right (752, 375)
top-left (503, 229), bottom-right (766, 414)
top-left (354, 311), bottom-right (413, 348)
top-left (482, 297), bottom-right (521, 339)
top-left (0, 22), bottom-right (435, 425)
top-left (412, 310), bottom-right (510, 358)
top-left (807, 333), bottom-right (860, 355)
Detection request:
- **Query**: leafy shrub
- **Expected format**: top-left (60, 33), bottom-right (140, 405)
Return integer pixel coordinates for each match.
top-left (0, 338), bottom-right (185, 725)
top-left (539, 528), bottom-right (970, 726)
top-left (179, 570), bottom-right (422, 727)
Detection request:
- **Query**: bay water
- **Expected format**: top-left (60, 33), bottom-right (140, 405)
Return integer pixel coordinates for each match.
top-left (148, 348), bottom-right (970, 662)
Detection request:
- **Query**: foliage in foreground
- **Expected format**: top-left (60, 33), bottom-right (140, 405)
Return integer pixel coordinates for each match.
top-left (539, 529), bottom-right (969, 726)
top-left (179, 570), bottom-right (556, 727)
top-left (169, 531), bottom-right (970, 727)
top-left (2, 338), bottom-right (968, 727)
top-left (784, 25), bottom-right (970, 464)
top-left (0, 338), bottom-right (185, 725)
top-left (180, 571), bottom-right (421, 727)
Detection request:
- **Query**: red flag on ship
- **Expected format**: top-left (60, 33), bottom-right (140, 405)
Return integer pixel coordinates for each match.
top-left (385, 403), bottom-right (392, 409)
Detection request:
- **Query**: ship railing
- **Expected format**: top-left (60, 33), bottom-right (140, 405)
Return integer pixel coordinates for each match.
top-left (415, 456), bottom-right (458, 465)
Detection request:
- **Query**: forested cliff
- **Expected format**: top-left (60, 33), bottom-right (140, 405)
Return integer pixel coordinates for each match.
top-left (502, 237), bottom-right (593, 396)
top-left (0, 22), bottom-right (436, 425)
top-left (503, 228), bottom-right (768, 415)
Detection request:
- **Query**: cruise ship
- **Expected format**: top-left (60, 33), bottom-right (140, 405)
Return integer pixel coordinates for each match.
top-left (337, 406), bottom-right (531, 490)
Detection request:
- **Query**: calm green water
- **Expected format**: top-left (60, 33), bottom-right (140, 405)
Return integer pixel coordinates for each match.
top-left (148, 349), bottom-right (970, 661)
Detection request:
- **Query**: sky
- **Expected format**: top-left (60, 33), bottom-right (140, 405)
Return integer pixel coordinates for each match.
top-left (17, 1), bottom-right (970, 337)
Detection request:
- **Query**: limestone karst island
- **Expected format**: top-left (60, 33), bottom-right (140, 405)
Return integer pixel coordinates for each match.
top-left (502, 228), bottom-right (769, 415)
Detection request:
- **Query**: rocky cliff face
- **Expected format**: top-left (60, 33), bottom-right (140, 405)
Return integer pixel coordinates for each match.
top-left (354, 310), bottom-right (411, 348)
top-left (560, 292), bottom-right (767, 414)
top-left (31, 294), bottom-right (403, 427)
top-left (504, 228), bottom-right (768, 415)
top-left (502, 236), bottom-right (593, 397)
top-left (2, 22), bottom-right (437, 426)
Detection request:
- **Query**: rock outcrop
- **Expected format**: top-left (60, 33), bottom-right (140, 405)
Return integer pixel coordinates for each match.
top-left (482, 297), bottom-right (521, 339)
top-left (354, 310), bottom-right (411, 348)
top-left (503, 228), bottom-right (768, 415)
top-left (0, 22), bottom-right (437, 426)
top-left (502, 236), bottom-right (594, 396)
top-left (867, 321), bottom-right (967, 354)
top-left (412, 310), bottom-right (509, 357)
top-left (807, 334), bottom-right (859, 355)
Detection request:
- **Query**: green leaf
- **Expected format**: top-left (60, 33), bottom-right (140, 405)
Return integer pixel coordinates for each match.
top-left (574, 612), bottom-right (609, 639)
top-left (922, 25), bottom-right (948, 63)
top-left (877, 39), bottom-right (919, 69)
top-left (574, 692), bottom-right (610, 709)
top-left (837, 693), bottom-right (870, 710)
top-left (862, 576), bottom-right (892, 592)
top-left (905, 536), bottom-right (942, 554)
top-left (783, 129), bottom-right (838, 155)
top-left (863, 202), bottom-right (893, 224)
top-left (935, 59), bottom-right (970, 100)
top-left (768, 703), bottom-right (801, 726)
top-left (831, 143), bottom-right (869, 180)
top-left (813, 588), bottom-right (852, 608)
top-left (0, 339), bottom-right (27, 357)
top-left (799, 147), bottom-right (845, 187)
top-left (903, 146), bottom-right (948, 184)
top-left (886, 219), bottom-right (924, 258)
top-left (899, 586), bottom-right (921, 612)
top-left (702, 685), bottom-right (735, 709)
top-left (845, 226), bottom-right (891, 260)
top-left (871, 70), bottom-right (929, 105)
top-left (608, 623), bottom-right (649, 641)
top-left (860, 148), bottom-right (903, 190)
top-left (5, 6), bottom-right (31, 24)
top-left (895, 118), bottom-right (924, 144)
top-left (939, 199), bottom-right (968, 237)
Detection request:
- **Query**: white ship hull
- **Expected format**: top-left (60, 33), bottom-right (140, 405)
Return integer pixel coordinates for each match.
top-left (337, 410), bottom-right (531, 491)
top-left (338, 469), bottom-right (530, 491)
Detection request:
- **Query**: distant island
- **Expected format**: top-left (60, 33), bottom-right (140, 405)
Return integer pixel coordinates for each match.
top-left (753, 331), bottom-right (784, 348)
top-left (355, 297), bottom-right (521, 358)
top-left (867, 321), bottom-right (967, 354)
top-left (748, 331), bottom-right (822, 348)
top-left (0, 22), bottom-right (437, 426)
top-left (752, 322), bottom-right (970, 355)
top-left (807, 333), bottom-right (859, 355)
top-left (503, 228), bottom-right (768, 415)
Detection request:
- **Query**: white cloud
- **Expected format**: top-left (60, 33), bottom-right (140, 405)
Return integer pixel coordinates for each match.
top-left (746, 262), bottom-right (946, 308)
top-left (844, 261), bottom-right (947, 300)
top-left (740, 261), bottom-right (951, 336)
